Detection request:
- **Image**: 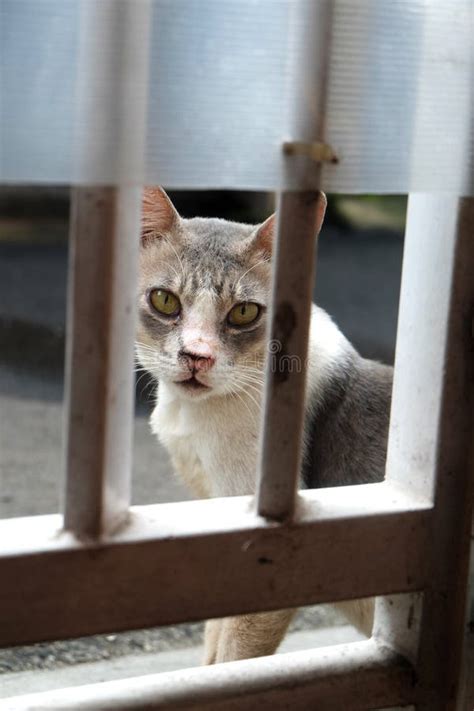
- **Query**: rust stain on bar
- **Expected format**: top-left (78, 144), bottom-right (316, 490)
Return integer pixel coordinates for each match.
top-left (272, 301), bottom-right (297, 384)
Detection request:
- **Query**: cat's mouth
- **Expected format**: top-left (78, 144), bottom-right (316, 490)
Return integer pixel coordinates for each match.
top-left (175, 375), bottom-right (210, 391)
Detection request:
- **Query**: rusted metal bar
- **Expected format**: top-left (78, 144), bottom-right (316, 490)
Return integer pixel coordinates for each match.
top-left (256, 2), bottom-right (334, 521)
top-left (256, 190), bottom-right (325, 520)
top-left (375, 195), bottom-right (474, 710)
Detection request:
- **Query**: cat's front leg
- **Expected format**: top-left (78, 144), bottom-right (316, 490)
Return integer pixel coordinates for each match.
top-left (202, 618), bottom-right (223, 664)
top-left (210, 610), bottom-right (295, 663)
top-left (333, 597), bottom-right (374, 637)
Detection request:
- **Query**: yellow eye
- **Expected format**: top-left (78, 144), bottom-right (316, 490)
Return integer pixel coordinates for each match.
top-left (228, 302), bottom-right (260, 327)
top-left (149, 289), bottom-right (181, 317)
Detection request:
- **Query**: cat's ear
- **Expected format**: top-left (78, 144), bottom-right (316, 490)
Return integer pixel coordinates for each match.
top-left (244, 191), bottom-right (327, 258)
top-left (250, 213), bottom-right (276, 259)
top-left (314, 191), bottom-right (327, 234)
top-left (141, 187), bottom-right (179, 245)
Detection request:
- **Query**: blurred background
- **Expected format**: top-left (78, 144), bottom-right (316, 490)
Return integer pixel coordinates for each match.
top-left (0, 187), bottom-right (405, 688)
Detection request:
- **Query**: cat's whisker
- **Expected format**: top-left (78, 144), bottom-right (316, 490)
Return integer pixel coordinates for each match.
top-left (134, 351), bottom-right (157, 361)
top-left (135, 341), bottom-right (158, 351)
top-left (236, 398), bottom-right (259, 427)
top-left (143, 378), bottom-right (158, 401)
top-left (134, 368), bottom-right (152, 379)
top-left (232, 385), bottom-right (262, 405)
top-left (233, 379), bottom-right (263, 394)
top-left (135, 339), bottom-right (168, 352)
top-left (235, 364), bottom-right (266, 376)
top-left (162, 236), bottom-right (185, 281)
top-left (199, 360), bottom-right (265, 385)
top-left (233, 372), bottom-right (265, 387)
top-left (135, 373), bottom-right (157, 401)
top-left (134, 361), bottom-right (156, 371)
top-left (234, 367), bottom-right (265, 378)
top-left (136, 333), bottom-right (177, 347)
top-left (135, 356), bottom-right (157, 364)
top-left (230, 379), bottom-right (263, 411)
top-left (239, 387), bottom-right (261, 411)
top-left (135, 369), bottom-right (153, 386)
top-left (136, 382), bottom-right (153, 401)
top-left (234, 257), bottom-right (270, 292)
top-left (134, 352), bottom-right (156, 360)
top-left (136, 348), bottom-right (179, 364)
top-left (137, 380), bottom-right (157, 405)
top-left (157, 259), bottom-right (181, 282)
top-left (136, 350), bottom-right (177, 367)
top-left (213, 359), bottom-right (263, 374)
top-left (230, 390), bottom-right (259, 428)
top-left (232, 381), bottom-right (263, 397)
top-left (239, 359), bottom-right (265, 368)
top-left (233, 370), bottom-right (264, 384)
top-left (134, 359), bottom-right (156, 370)
top-left (135, 377), bottom-right (148, 391)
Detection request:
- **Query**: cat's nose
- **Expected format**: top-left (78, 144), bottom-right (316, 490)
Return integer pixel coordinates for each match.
top-left (179, 348), bottom-right (215, 373)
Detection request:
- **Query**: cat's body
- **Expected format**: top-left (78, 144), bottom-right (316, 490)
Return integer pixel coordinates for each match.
top-left (151, 307), bottom-right (391, 499)
top-left (137, 187), bottom-right (392, 663)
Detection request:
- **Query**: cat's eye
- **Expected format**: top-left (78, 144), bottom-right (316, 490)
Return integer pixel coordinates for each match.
top-left (149, 289), bottom-right (181, 317)
top-left (227, 302), bottom-right (260, 327)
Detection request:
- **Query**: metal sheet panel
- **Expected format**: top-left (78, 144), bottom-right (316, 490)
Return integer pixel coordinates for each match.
top-left (1, 0), bottom-right (472, 193)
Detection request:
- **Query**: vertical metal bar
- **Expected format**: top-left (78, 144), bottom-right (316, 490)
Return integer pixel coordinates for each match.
top-left (64, 187), bottom-right (142, 537)
top-left (256, 191), bottom-right (324, 520)
top-left (374, 196), bottom-right (474, 709)
top-left (63, 0), bottom-right (150, 538)
top-left (256, 1), bottom-right (333, 521)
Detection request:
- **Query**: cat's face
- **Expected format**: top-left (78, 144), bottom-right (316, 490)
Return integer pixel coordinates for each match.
top-left (136, 188), bottom-right (275, 401)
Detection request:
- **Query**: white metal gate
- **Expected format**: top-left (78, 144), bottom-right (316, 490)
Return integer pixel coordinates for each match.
top-left (0, 1), bottom-right (473, 709)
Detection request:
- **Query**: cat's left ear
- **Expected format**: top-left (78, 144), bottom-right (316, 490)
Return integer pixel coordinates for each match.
top-left (244, 191), bottom-right (327, 258)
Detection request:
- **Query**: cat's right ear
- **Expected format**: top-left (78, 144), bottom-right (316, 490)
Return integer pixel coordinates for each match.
top-left (141, 187), bottom-right (179, 245)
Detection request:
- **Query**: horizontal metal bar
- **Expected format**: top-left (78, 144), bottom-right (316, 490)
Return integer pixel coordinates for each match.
top-left (0, 483), bottom-right (431, 647)
top-left (0, 639), bottom-right (416, 711)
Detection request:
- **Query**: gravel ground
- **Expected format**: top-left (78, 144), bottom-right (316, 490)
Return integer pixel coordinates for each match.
top-left (0, 606), bottom-right (343, 675)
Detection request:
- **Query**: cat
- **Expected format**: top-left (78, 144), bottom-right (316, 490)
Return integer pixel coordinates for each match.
top-left (136, 186), bottom-right (393, 663)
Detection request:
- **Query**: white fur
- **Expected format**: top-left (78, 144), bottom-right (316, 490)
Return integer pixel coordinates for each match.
top-left (151, 305), bottom-right (351, 498)
top-left (305, 305), bottom-right (350, 410)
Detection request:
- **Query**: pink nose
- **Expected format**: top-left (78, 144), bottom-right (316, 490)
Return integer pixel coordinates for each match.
top-left (179, 349), bottom-right (215, 373)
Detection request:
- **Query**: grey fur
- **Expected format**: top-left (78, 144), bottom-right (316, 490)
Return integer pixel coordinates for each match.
top-left (303, 352), bottom-right (392, 489)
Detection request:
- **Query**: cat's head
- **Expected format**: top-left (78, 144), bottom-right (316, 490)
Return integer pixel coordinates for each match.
top-left (136, 187), bottom-right (325, 401)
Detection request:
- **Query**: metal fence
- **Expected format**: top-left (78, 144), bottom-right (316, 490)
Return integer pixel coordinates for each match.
top-left (0, 1), bottom-right (473, 709)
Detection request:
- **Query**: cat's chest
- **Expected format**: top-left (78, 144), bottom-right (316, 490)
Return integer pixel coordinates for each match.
top-left (151, 393), bottom-right (215, 456)
top-left (150, 389), bottom-right (260, 496)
